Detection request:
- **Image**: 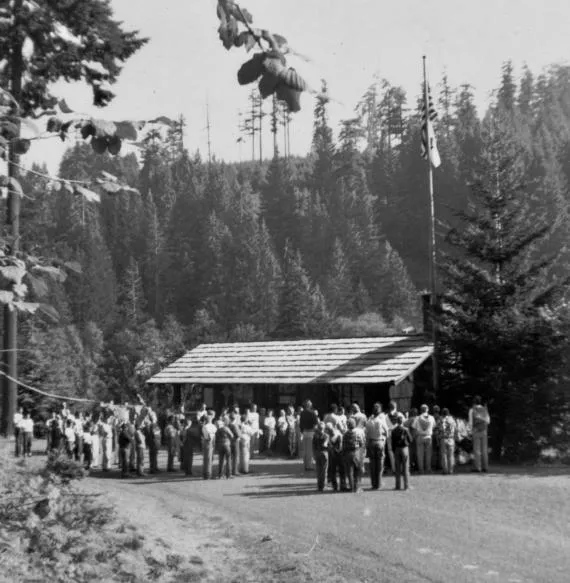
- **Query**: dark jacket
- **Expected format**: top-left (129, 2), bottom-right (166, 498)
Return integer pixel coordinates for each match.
top-left (391, 425), bottom-right (413, 449)
top-left (299, 409), bottom-right (318, 432)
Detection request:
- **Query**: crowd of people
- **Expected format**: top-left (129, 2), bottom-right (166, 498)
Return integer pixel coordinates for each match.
top-left (12, 395), bottom-right (491, 492)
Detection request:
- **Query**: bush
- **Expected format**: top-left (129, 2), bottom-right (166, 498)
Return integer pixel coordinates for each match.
top-left (43, 451), bottom-right (87, 483)
top-left (0, 441), bottom-right (204, 581)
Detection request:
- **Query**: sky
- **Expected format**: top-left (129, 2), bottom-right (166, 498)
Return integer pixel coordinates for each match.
top-left (24, 0), bottom-right (570, 174)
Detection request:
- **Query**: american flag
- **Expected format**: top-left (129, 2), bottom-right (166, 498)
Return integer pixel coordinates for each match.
top-left (420, 86), bottom-right (441, 168)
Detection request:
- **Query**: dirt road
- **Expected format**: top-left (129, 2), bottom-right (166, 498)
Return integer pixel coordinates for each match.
top-left (86, 455), bottom-right (570, 582)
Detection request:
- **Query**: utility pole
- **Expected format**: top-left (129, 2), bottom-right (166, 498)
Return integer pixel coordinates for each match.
top-left (2, 0), bottom-right (23, 436)
top-left (257, 93), bottom-right (264, 164)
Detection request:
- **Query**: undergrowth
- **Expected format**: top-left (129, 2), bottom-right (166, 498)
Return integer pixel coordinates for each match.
top-left (0, 443), bottom-right (208, 582)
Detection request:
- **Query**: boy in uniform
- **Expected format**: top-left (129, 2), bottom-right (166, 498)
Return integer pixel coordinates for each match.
top-left (391, 413), bottom-right (413, 491)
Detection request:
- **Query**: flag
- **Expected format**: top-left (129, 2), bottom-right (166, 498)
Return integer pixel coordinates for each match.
top-left (421, 85), bottom-right (441, 168)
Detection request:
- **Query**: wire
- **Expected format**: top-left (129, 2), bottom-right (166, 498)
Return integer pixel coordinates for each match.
top-left (0, 370), bottom-right (96, 403)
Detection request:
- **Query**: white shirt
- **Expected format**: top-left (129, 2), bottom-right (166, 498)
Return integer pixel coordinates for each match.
top-left (248, 411), bottom-right (260, 431)
top-left (13, 412), bottom-right (23, 428)
top-left (20, 418), bottom-right (34, 433)
top-left (413, 414), bottom-right (436, 438)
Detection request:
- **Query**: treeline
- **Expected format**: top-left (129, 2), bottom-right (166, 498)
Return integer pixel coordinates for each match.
top-left (12, 63), bottom-right (570, 448)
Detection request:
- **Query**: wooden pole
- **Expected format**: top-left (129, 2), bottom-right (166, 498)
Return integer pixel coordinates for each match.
top-left (423, 55), bottom-right (440, 395)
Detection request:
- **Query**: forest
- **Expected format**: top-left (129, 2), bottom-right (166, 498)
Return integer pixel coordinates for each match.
top-left (4, 58), bottom-right (570, 457)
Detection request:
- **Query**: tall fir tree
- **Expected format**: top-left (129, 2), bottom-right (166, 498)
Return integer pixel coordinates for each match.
top-left (439, 111), bottom-right (570, 460)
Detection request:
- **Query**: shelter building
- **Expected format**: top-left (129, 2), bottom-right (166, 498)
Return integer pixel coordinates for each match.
top-left (146, 335), bottom-right (433, 414)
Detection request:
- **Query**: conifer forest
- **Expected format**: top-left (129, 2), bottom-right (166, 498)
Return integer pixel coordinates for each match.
top-left (4, 55), bottom-right (570, 458)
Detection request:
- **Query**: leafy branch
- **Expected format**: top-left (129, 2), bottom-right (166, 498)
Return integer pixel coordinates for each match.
top-left (215, 0), bottom-right (314, 112)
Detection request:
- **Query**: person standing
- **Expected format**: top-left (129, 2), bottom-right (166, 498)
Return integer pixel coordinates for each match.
top-left (413, 405), bottom-right (436, 473)
top-left (350, 403), bottom-right (367, 430)
top-left (64, 419), bottom-right (76, 459)
top-left (146, 421), bottom-right (162, 474)
top-left (118, 422), bottom-right (132, 478)
top-left (385, 401), bottom-right (399, 474)
top-left (20, 411), bottom-right (34, 457)
top-left (431, 405), bottom-right (442, 471)
top-left (201, 413), bottom-right (217, 480)
top-left (74, 414), bottom-right (84, 463)
top-left (299, 400), bottom-right (318, 471)
top-left (440, 408), bottom-right (458, 475)
top-left (469, 396), bottom-right (491, 473)
top-left (100, 416), bottom-right (113, 472)
top-left (239, 414), bottom-right (253, 474)
top-left (405, 408), bottom-right (418, 472)
top-left (215, 419), bottom-right (233, 479)
top-left (82, 422), bottom-right (93, 470)
top-left (248, 404), bottom-right (260, 456)
top-left (181, 417), bottom-right (195, 476)
top-left (312, 422), bottom-right (330, 491)
top-left (13, 407), bottom-right (24, 457)
top-left (135, 423), bottom-right (146, 477)
top-left (285, 406), bottom-right (297, 457)
top-left (263, 409), bottom-right (276, 454)
top-left (91, 417), bottom-right (101, 469)
top-left (342, 418), bottom-right (366, 493)
top-left (228, 411), bottom-right (242, 476)
top-left (164, 416), bottom-right (178, 473)
top-left (325, 422), bottom-right (346, 492)
top-left (366, 403), bottom-right (389, 490)
top-left (391, 413), bottom-right (413, 491)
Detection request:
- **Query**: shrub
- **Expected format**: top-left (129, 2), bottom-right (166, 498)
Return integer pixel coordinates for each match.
top-left (43, 451), bottom-right (87, 484)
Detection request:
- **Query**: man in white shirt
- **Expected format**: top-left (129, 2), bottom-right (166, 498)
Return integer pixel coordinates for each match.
top-left (13, 406), bottom-right (24, 457)
top-left (365, 403), bottom-right (389, 490)
top-left (413, 404), bottom-right (436, 473)
top-left (247, 404), bottom-right (260, 455)
top-left (20, 411), bottom-right (35, 457)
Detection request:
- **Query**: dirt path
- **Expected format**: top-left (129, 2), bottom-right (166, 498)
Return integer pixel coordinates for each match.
top-left (82, 454), bottom-right (570, 583)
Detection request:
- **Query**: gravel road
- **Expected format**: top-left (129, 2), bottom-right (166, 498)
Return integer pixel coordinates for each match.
top-left (86, 454), bottom-right (570, 583)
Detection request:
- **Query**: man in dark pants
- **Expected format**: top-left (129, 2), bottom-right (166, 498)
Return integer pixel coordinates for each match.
top-left (299, 400), bottom-right (318, 470)
top-left (326, 422), bottom-right (346, 491)
top-left (146, 421), bottom-right (162, 474)
top-left (215, 420), bottom-right (233, 479)
top-left (312, 422), bottom-right (330, 491)
top-left (164, 416), bottom-right (178, 472)
top-left (366, 402), bottom-right (389, 490)
top-left (228, 412), bottom-right (242, 476)
top-left (118, 423), bottom-right (132, 478)
top-left (343, 418), bottom-right (366, 493)
top-left (391, 413), bottom-right (413, 491)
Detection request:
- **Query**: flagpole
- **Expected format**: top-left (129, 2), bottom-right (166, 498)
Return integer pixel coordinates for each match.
top-left (422, 55), bottom-right (440, 394)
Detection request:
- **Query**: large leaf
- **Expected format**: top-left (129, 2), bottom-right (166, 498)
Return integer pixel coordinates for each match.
top-left (63, 261), bottom-right (82, 274)
top-left (58, 99), bottom-right (74, 114)
top-left (0, 264), bottom-right (26, 285)
top-left (259, 73), bottom-right (280, 99)
top-left (31, 264), bottom-right (67, 283)
top-left (12, 282), bottom-right (28, 298)
top-left (13, 301), bottom-right (39, 314)
top-left (279, 67), bottom-right (308, 92)
top-left (98, 181), bottom-right (122, 194)
top-left (38, 303), bottom-right (60, 322)
top-left (115, 121), bottom-right (138, 141)
top-left (74, 185), bottom-right (100, 203)
top-left (237, 54), bottom-right (265, 85)
top-left (0, 290), bottom-right (14, 305)
top-left (26, 273), bottom-right (49, 298)
top-left (91, 119), bottom-right (117, 139)
top-left (148, 116), bottom-right (176, 127)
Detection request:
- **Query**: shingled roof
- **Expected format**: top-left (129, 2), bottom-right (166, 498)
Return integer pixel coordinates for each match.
top-left (147, 335), bottom-right (433, 385)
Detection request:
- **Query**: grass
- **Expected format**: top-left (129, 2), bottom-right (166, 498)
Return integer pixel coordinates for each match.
top-left (0, 441), bottom-right (210, 582)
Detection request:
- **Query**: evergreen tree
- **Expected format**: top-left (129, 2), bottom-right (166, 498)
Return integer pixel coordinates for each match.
top-left (273, 243), bottom-right (314, 339)
top-left (439, 112), bottom-right (570, 460)
top-left (117, 257), bottom-right (146, 327)
top-left (324, 239), bottom-right (355, 317)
